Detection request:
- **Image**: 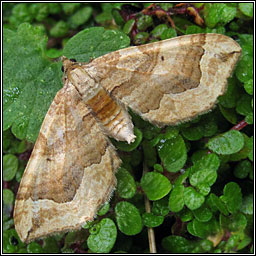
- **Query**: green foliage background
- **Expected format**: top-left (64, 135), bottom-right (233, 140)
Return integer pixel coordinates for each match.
top-left (3, 2), bottom-right (253, 253)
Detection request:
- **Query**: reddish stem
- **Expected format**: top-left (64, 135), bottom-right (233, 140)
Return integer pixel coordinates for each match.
top-left (230, 120), bottom-right (248, 131)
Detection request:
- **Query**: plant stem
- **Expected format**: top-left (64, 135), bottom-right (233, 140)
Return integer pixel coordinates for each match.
top-left (143, 163), bottom-right (157, 253)
top-left (230, 119), bottom-right (248, 131)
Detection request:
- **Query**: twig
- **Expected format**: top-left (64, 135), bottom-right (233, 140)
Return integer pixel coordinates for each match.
top-left (143, 163), bottom-right (157, 253)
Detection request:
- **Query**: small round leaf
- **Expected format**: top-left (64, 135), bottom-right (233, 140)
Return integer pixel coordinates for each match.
top-left (3, 154), bottom-right (19, 181)
top-left (184, 187), bottom-right (205, 210)
top-left (169, 185), bottom-right (185, 212)
top-left (142, 212), bottom-right (164, 228)
top-left (87, 218), bottom-right (117, 253)
top-left (207, 130), bottom-right (244, 155)
top-left (221, 182), bottom-right (242, 214)
top-left (157, 135), bottom-right (187, 172)
top-left (116, 168), bottom-right (136, 199)
top-left (115, 201), bottom-right (142, 235)
top-left (141, 172), bottom-right (172, 201)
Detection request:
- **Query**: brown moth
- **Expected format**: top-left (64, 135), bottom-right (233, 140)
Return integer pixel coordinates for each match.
top-left (14, 33), bottom-right (241, 243)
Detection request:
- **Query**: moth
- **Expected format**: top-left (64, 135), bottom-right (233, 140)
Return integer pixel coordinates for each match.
top-left (14, 33), bottom-right (241, 243)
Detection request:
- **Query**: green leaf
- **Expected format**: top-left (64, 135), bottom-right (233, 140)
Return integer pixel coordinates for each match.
top-left (240, 194), bottom-right (253, 215)
top-left (233, 160), bottom-right (252, 179)
top-left (247, 136), bottom-right (253, 161)
top-left (168, 185), bottom-right (185, 212)
top-left (218, 77), bottom-right (241, 108)
top-left (177, 208), bottom-right (193, 222)
top-left (219, 105), bottom-right (237, 124)
top-left (3, 154), bottom-right (19, 181)
top-left (160, 28), bottom-right (177, 40)
top-left (238, 3), bottom-right (253, 17)
top-left (184, 187), bottom-right (205, 210)
top-left (245, 112), bottom-right (253, 125)
top-left (152, 196), bottom-right (170, 217)
top-left (142, 212), bottom-right (164, 228)
top-left (204, 3), bottom-right (237, 28)
top-left (153, 163), bottom-right (163, 173)
top-left (228, 213), bottom-right (247, 232)
top-left (221, 182), bottom-right (242, 214)
top-left (49, 20), bottom-right (69, 38)
top-left (3, 23), bottom-right (62, 142)
top-left (3, 189), bottom-right (14, 205)
top-left (98, 202), bottom-right (110, 216)
top-left (151, 24), bottom-right (168, 38)
top-left (192, 204), bottom-right (212, 222)
top-left (43, 237), bottom-right (60, 253)
top-left (134, 32), bottom-right (150, 45)
top-left (207, 130), bottom-right (244, 155)
top-left (116, 167), bottom-right (136, 199)
top-left (162, 235), bottom-right (193, 253)
top-left (189, 154), bottom-right (220, 188)
top-left (94, 3), bottom-right (114, 24)
top-left (63, 27), bottom-right (130, 62)
top-left (185, 25), bottom-right (204, 34)
top-left (27, 242), bottom-right (44, 253)
top-left (63, 230), bottom-right (86, 250)
top-left (61, 3), bottom-right (81, 15)
top-left (237, 235), bottom-right (252, 251)
top-left (229, 133), bottom-right (253, 161)
top-left (123, 19), bottom-right (136, 34)
top-left (112, 127), bottom-right (143, 152)
top-left (236, 93), bottom-right (252, 116)
top-left (197, 184), bottom-right (211, 196)
top-left (188, 217), bottom-right (219, 239)
top-left (181, 124), bottom-right (204, 141)
top-left (244, 79), bottom-right (253, 95)
top-left (137, 15), bottom-right (153, 31)
top-left (141, 172), bottom-right (172, 201)
top-left (208, 193), bottom-right (229, 216)
top-left (157, 135), bottom-right (187, 172)
top-left (87, 218), bottom-right (117, 253)
top-left (236, 54), bottom-right (253, 83)
top-left (68, 6), bottom-right (93, 29)
top-left (115, 201), bottom-right (142, 235)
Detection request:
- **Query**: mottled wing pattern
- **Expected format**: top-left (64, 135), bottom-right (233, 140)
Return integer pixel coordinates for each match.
top-left (88, 33), bottom-right (241, 126)
top-left (14, 84), bottom-right (121, 243)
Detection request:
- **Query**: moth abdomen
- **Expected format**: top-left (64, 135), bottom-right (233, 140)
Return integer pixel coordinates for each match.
top-left (86, 88), bottom-right (135, 144)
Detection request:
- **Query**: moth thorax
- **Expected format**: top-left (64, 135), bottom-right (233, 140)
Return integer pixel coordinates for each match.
top-left (69, 68), bottom-right (98, 98)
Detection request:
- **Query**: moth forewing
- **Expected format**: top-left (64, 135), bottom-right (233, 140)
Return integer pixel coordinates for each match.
top-left (14, 34), bottom-right (241, 243)
top-left (87, 33), bottom-right (241, 126)
top-left (14, 84), bottom-right (121, 243)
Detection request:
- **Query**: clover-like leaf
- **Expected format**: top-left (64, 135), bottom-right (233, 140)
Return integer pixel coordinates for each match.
top-left (157, 135), bottom-right (187, 172)
top-left (188, 217), bottom-right (220, 239)
top-left (141, 172), bottom-right (172, 201)
top-left (192, 204), bottom-right (213, 222)
top-left (221, 182), bottom-right (242, 214)
top-left (63, 26), bottom-right (130, 62)
top-left (3, 154), bottom-right (19, 181)
top-left (87, 218), bottom-right (117, 253)
top-left (208, 193), bottom-right (229, 216)
top-left (189, 154), bottom-right (220, 188)
top-left (116, 167), bottom-right (136, 199)
top-left (207, 130), bottom-right (244, 155)
top-left (162, 235), bottom-right (193, 253)
top-left (115, 201), bottom-right (142, 236)
top-left (142, 212), bottom-right (164, 228)
top-left (169, 185), bottom-right (185, 212)
top-left (184, 187), bottom-right (205, 210)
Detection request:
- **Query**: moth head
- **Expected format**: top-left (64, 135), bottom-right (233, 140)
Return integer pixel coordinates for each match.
top-left (61, 56), bottom-right (78, 73)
